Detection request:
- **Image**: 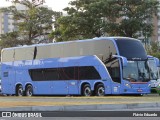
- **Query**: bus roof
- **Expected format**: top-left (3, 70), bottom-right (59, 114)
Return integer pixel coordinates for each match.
top-left (1, 36), bottom-right (140, 51)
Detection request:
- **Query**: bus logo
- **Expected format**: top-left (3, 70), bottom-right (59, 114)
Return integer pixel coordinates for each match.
top-left (2, 112), bottom-right (11, 117)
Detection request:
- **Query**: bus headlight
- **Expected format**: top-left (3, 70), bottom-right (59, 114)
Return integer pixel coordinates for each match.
top-left (125, 83), bottom-right (131, 88)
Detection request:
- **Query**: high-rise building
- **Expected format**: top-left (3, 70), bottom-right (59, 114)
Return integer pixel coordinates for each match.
top-left (0, 3), bottom-right (53, 43)
top-left (0, 3), bottom-right (28, 34)
top-left (0, 11), bottom-right (15, 34)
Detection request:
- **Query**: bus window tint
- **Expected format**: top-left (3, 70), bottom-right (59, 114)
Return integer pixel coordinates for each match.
top-left (78, 66), bottom-right (101, 80)
top-left (45, 68), bottom-right (59, 80)
top-left (29, 66), bottom-right (101, 81)
top-left (123, 61), bottom-right (150, 82)
top-left (59, 67), bottom-right (75, 80)
top-left (148, 59), bottom-right (159, 80)
top-left (116, 39), bottom-right (147, 60)
top-left (29, 69), bottom-right (45, 81)
top-left (106, 58), bottom-right (121, 83)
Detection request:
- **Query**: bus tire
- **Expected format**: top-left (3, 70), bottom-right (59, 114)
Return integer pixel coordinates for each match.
top-left (95, 84), bottom-right (105, 96)
top-left (25, 85), bottom-right (33, 97)
top-left (82, 84), bottom-right (92, 96)
top-left (16, 85), bottom-right (24, 96)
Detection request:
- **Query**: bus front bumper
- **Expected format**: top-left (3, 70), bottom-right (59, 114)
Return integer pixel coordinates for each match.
top-left (121, 88), bottom-right (151, 94)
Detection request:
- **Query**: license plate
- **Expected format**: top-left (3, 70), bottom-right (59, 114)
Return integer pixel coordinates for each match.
top-left (137, 89), bottom-right (142, 92)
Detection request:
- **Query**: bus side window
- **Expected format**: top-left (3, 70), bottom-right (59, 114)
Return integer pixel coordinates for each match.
top-left (44, 68), bottom-right (59, 80)
top-left (78, 66), bottom-right (101, 80)
top-left (106, 59), bottom-right (121, 83)
top-left (58, 67), bottom-right (75, 80)
top-left (29, 69), bottom-right (45, 81)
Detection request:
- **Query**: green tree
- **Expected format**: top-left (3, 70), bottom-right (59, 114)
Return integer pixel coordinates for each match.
top-left (50, 0), bottom-right (105, 41)
top-left (106, 0), bottom-right (158, 38)
top-left (0, 31), bottom-right (22, 48)
top-left (50, 0), bottom-right (159, 41)
top-left (0, 0), bottom-right (60, 48)
top-left (147, 41), bottom-right (160, 59)
top-left (6, 0), bottom-right (45, 5)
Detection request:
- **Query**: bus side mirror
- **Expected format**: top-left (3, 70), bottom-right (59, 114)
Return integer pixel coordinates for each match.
top-left (112, 55), bottom-right (127, 67)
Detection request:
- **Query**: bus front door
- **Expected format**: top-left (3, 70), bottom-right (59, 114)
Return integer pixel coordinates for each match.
top-left (106, 58), bottom-right (121, 94)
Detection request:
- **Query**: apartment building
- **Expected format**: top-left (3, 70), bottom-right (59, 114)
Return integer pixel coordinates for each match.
top-left (0, 11), bottom-right (15, 34)
top-left (0, 3), bottom-right (52, 43)
top-left (0, 3), bottom-right (28, 35)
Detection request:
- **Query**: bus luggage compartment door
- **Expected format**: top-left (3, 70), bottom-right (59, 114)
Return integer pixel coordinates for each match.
top-left (2, 69), bottom-right (15, 94)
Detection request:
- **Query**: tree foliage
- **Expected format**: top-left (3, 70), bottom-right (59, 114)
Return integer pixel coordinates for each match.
top-left (6, 0), bottom-right (45, 5)
top-left (0, 0), bottom-right (60, 48)
top-left (147, 41), bottom-right (160, 59)
top-left (0, 31), bottom-right (22, 48)
top-left (50, 0), bottom-right (159, 41)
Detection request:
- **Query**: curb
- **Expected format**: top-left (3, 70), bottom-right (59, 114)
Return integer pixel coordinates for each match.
top-left (0, 102), bottom-right (160, 111)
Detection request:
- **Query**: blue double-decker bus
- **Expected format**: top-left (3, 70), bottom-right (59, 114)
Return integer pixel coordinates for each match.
top-left (1, 37), bottom-right (154, 96)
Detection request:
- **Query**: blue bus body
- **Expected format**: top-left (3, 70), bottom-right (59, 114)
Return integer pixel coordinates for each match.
top-left (1, 37), bottom-right (151, 96)
top-left (148, 57), bottom-right (160, 92)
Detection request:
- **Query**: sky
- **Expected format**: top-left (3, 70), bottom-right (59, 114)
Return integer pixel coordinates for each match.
top-left (0, 0), bottom-right (72, 12)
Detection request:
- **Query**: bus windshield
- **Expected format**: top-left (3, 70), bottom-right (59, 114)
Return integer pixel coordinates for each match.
top-left (123, 61), bottom-right (150, 82)
top-left (115, 39), bottom-right (147, 60)
top-left (148, 59), bottom-right (159, 80)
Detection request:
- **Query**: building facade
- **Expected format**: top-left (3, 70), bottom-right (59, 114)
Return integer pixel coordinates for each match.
top-left (0, 11), bottom-right (15, 34)
top-left (0, 3), bottom-right (52, 43)
top-left (0, 3), bottom-right (27, 35)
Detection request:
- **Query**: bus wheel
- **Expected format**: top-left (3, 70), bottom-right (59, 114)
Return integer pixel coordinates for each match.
top-left (96, 84), bottom-right (105, 96)
top-left (25, 85), bottom-right (33, 97)
top-left (82, 84), bottom-right (92, 96)
top-left (16, 85), bottom-right (23, 96)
